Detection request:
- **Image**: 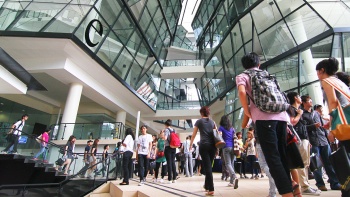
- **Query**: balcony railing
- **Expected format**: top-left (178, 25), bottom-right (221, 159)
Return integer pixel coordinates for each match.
top-left (50, 122), bottom-right (125, 141)
top-left (163, 60), bottom-right (204, 67)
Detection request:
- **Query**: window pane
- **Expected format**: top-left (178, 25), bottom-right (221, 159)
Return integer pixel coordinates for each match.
top-left (251, 1), bottom-right (282, 34)
top-left (259, 21), bottom-right (296, 60)
top-left (284, 5), bottom-right (329, 45)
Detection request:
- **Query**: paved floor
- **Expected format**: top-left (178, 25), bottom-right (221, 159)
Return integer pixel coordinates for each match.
top-left (119, 172), bottom-right (342, 197)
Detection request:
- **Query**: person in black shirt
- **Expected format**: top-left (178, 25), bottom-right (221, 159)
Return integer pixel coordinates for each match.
top-left (287, 92), bottom-right (320, 195)
top-left (79, 140), bottom-right (92, 178)
top-left (301, 95), bottom-right (341, 191)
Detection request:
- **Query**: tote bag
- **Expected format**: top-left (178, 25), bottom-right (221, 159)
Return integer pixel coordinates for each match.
top-left (323, 78), bottom-right (350, 141)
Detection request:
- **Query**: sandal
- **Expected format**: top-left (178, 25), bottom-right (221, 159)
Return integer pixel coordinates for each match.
top-left (119, 182), bottom-right (129, 185)
top-left (206, 191), bottom-right (214, 196)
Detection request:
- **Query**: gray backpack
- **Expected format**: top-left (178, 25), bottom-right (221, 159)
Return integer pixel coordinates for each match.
top-left (243, 69), bottom-right (289, 113)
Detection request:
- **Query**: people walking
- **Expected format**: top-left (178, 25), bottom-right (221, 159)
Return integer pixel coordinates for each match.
top-left (120, 128), bottom-right (135, 185)
top-left (137, 125), bottom-right (153, 186)
top-left (32, 129), bottom-right (51, 163)
top-left (2, 114), bottom-right (29, 154)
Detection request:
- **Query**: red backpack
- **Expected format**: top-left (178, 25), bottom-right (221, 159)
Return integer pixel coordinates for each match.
top-left (168, 128), bottom-right (181, 148)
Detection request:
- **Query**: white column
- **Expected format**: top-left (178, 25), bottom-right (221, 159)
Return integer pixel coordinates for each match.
top-left (135, 111), bottom-right (141, 141)
top-left (288, 9), bottom-right (322, 105)
top-left (116, 110), bottom-right (126, 125)
top-left (58, 83), bottom-right (83, 140)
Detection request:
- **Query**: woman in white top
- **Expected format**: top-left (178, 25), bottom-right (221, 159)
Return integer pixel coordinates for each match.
top-left (120, 128), bottom-right (135, 185)
top-left (244, 129), bottom-right (258, 179)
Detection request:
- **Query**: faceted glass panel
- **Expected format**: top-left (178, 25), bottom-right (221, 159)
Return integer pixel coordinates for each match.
top-left (45, 4), bottom-right (91, 33)
top-left (96, 31), bottom-right (123, 67)
top-left (111, 48), bottom-right (134, 80)
top-left (299, 36), bottom-right (333, 85)
top-left (275, 0), bottom-right (305, 17)
top-left (221, 33), bottom-right (234, 62)
top-left (9, 2), bottom-right (66, 32)
top-left (310, 1), bottom-right (350, 28)
top-left (259, 21), bottom-right (296, 60)
top-left (343, 33), bottom-right (350, 72)
top-left (251, 1), bottom-right (282, 34)
top-left (231, 24), bottom-right (243, 53)
top-left (284, 5), bottom-right (329, 45)
top-left (240, 14), bottom-right (253, 43)
top-left (0, 1), bottom-right (31, 30)
top-left (267, 54), bottom-right (299, 91)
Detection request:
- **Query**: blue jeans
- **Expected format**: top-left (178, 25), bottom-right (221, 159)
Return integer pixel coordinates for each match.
top-left (34, 143), bottom-right (47, 160)
top-left (256, 120), bottom-right (292, 195)
top-left (184, 152), bottom-right (193, 176)
top-left (137, 154), bottom-right (149, 182)
top-left (222, 147), bottom-right (237, 183)
top-left (256, 143), bottom-right (277, 197)
top-left (311, 145), bottom-right (340, 189)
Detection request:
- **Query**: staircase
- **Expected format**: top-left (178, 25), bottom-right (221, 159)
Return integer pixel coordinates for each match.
top-left (0, 154), bottom-right (66, 185)
top-left (0, 153), bottom-right (111, 196)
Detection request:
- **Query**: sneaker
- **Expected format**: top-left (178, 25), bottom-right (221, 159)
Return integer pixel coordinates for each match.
top-left (167, 181), bottom-right (172, 184)
top-left (172, 180), bottom-right (176, 183)
top-left (250, 176), bottom-right (254, 179)
top-left (302, 188), bottom-right (321, 196)
top-left (153, 178), bottom-right (157, 183)
top-left (261, 174), bottom-right (264, 178)
top-left (159, 179), bottom-right (164, 183)
top-left (317, 185), bottom-right (327, 191)
top-left (11, 152), bottom-right (18, 154)
top-left (228, 183), bottom-right (234, 187)
top-left (0, 151), bottom-right (7, 154)
top-left (43, 160), bottom-right (48, 163)
top-left (234, 178), bottom-right (239, 189)
top-left (254, 175), bottom-right (259, 180)
top-left (138, 181), bottom-right (144, 186)
top-left (32, 158), bottom-right (38, 160)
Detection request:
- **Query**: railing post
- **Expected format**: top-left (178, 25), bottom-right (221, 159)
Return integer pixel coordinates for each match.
top-left (61, 124), bottom-right (67, 140)
top-left (80, 124), bottom-right (84, 139)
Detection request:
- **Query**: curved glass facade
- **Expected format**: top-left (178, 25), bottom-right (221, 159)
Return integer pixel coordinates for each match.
top-left (0, 0), bottom-right (184, 110)
top-left (192, 0), bottom-right (350, 130)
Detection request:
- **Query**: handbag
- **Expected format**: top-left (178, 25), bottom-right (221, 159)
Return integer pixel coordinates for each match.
top-left (157, 151), bottom-right (164, 157)
top-left (213, 129), bottom-right (226, 149)
top-left (286, 125), bottom-right (304, 169)
top-left (36, 134), bottom-right (42, 143)
top-left (323, 78), bottom-right (350, 141)
top-left (329, 145), bottom-right (350, 191)
top-left (309, 153), bottom-right (322, 172)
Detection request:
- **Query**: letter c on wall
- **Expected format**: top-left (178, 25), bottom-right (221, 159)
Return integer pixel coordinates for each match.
top-left (85, 19), bottom-right (103, 47)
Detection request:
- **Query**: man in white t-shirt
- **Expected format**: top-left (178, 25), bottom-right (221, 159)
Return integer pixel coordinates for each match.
top-left (137, 125), bottom-right (153, 186)
top-left (2, 114), bottom-right (28, 154)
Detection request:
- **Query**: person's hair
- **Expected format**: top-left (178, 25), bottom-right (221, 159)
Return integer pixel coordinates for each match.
top-left (247, 130), bottom-right (254, 138)
top-left (199, 106), bottom-right (210, 117)
top-left (248, 127), bottom-right (254, 131)
top-left (313, 104), bottom-right (322, 111)
top-left (68, 135), bottom-right (76, 142)
top-left (104, 145), bottom-right (109, 149)
top-left (165, 119), bottom-right (172, 126)
top-left (301, 95), bottom-right (310, 103)
top-left (140, 125), bottom-right (148, 130)
top-left (315, 57), bottom-right (339, 76)
top-left (22, 114), bottom-right (28, 119)
top-left (125, 128), bottom-right (135, 140)
top-left (219, 115), bottom-right (232, 130)
top-left (93, 139), bottom-right (99, 146)
top-left (336, 72), bottom-right (350, 87)
top-left (45, 129), bottom-right (51, 133)
top-left (287, 92), bottom-right (299, 104)
top-left (241, 52), bottom-right (260, 69)
top-left (117, 142), bottom-right (122, 147)
top-left (236, 131), bottom-right (242, 136)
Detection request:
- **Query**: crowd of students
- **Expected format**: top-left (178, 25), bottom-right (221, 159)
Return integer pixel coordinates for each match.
top-left (16, 52), bottom-right (348, 196)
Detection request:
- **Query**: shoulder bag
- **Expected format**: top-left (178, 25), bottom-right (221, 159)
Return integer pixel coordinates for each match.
top-left (323, 78), bottom-right (350, 141)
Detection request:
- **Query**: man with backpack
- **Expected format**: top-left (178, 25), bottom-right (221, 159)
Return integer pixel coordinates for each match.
top-left (2, 114), bottom-right (28, 154)
top-left (163, 119), bottom-right (180, 184)
top-left (236, 52), bottom-right (294, 197)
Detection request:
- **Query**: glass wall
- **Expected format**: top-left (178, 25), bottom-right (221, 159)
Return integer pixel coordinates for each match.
top-left (191, 0), bottom-right (350, 124)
